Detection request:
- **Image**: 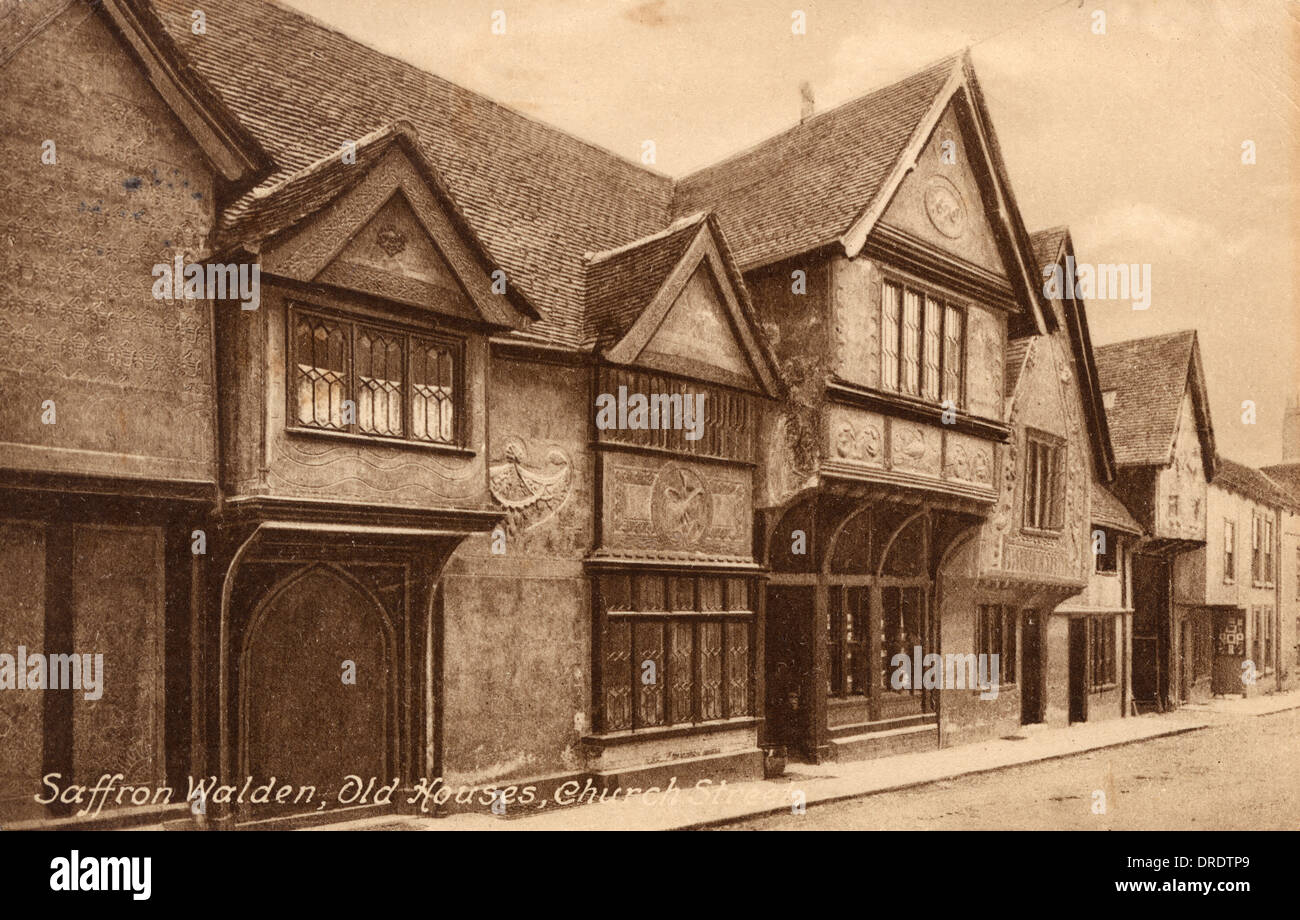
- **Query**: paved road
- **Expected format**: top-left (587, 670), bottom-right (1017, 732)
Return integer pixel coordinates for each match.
top-left (719, 708), bottom-right (1300, 830)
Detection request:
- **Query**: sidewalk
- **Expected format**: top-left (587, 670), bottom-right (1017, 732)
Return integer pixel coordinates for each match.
top-left (318, 688), bottom-right (1300, 831)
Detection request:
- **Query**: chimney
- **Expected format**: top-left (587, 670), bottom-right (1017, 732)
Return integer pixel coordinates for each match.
top-left (799, 81), bottom-right (815, 123)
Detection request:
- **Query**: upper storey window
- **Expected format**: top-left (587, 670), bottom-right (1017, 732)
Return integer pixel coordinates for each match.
top-left (290, 303), bottom-right (463, 447)
top-left (881, 279), bottom-right (964, 407)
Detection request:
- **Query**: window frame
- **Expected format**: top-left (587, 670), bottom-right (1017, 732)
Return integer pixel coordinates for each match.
top-left (1087, 615), bottom-right (1117, 692)
top-left (286, 302), bottom-right (466, 450)
top-left (1223, 518), bottom-right (1236, 584)
top-left (1094, 526), bottom-right (1118, 575)
top-left (1022, 430), bottom-right (1065, 534)
top-left (594, 572), bottom-right (756, 735)
top-left (879, 277), bottom-right (966, 408)
top-left (975, 604), bottom-right (1017, 687)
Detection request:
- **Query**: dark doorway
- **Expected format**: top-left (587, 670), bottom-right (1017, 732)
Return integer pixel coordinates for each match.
top-left (764, 585), bottom-right (815, 757)
top-left (1020, 609), bottom-right (1043, 724)
top-left (1131, 553), bottom-right (1170, 710)
top-left (1068, 617), bottom-right (1088, 723)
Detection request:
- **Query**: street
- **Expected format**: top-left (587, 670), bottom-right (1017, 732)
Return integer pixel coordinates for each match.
top-left (718, 708), bottom-right (1300, 830)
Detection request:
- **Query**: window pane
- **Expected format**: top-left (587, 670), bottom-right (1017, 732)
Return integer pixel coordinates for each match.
top-left (602, 619), bottom-right (632, 731)
top-left (923, 296), bottom-right (942, 400)
top-left (295, 314), bottom-right (348, 430)
top-left (668, 622), bottom-right (695, 723)
top-left (942, 305), bottom-right (964, 405)
top-left (725, 621), bottom-right (751, 716)
top-left (635, 622), bottom-right (665, 727)
top-left (902, 289), bottom-right (922, 395)
top-left (882, 282), bottom-right (901, 390)
top-left (356, 326), bottom-right (403, 436)
top-left (411, 338), bottom-right (456, 444)
top-left (700, 622), bottom-right (724, 720)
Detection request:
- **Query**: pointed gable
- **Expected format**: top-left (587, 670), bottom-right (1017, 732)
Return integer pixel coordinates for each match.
top-left (878, 104), bottom-right (1007, 276)
top-left (216, 122), bottom-right (535, 329)
top-left (586, 214), bottom-right (782, 397)
top-left (1029, 227), bottom-right (1115, 481)
top-left (1094, 330), bottom-right (1216, 479)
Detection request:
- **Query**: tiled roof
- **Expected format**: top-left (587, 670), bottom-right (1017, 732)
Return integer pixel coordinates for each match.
top-left (143, 1), bottom-right (990, 351)
top-left (151, 0), bottom-right (674, 346)
top-left (672, 55), bottom-right (959, 271)
top-left (1261, 462), bottom-right (1300, 504)
top-left (1217, 457), bottom-right (1300, 513)
top-left (1029, 226), bottom-right (1068, 276)
top-left (214, 121), bottom-right (408, 252)
top-left (584, 213), bottom-right (707, 347)
top-left (1091, 482), bottom-right (1142, 534)
top-left (1094, 330), bottom-right (1200, 468)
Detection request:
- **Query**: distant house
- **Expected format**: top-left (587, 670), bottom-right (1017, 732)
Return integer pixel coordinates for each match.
top-left (1094, 331), bottom-right (1217, 711)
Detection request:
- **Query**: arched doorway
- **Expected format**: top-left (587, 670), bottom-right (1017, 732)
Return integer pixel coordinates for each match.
top-left (239, 565), bottom-right (397, 806)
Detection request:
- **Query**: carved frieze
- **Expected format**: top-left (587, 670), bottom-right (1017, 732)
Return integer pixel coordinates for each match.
top-left (828, 406), bottom-right (884, 467)
top-left (601, 454), bottom-right (751, 561)
top-left (944, 431), bottom-right (995, 488)
top-left (890, 422), bottom-right (942, 476)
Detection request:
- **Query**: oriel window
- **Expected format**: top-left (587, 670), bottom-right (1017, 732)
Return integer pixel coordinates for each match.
top-left (291, 304), bottom-right (463, 447)
top-left (880, 279), bottom-right (966, 407)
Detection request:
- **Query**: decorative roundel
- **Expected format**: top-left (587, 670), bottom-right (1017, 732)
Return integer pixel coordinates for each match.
top-left (923, 175), bottom-right (969, 239)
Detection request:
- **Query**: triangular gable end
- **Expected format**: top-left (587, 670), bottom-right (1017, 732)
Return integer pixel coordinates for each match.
top-left (1183, 337), bottom-right (1217, 481)
top-left (259, 141), bottom-right (527, 329)
top-left (1047, 229), bottom-right (1118, 483)
top-left (877, 103), bottom-right (1008, 279)
top-left (604, 226), bottom-right (781, 397)
top-left (840, 54), bottom-right (1049, 338)
top-left (315, 190), bottom-right (481, 323)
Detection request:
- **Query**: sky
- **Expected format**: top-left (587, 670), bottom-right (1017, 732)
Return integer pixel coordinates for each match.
top-left (283, 0), bottom-right (1299, 467)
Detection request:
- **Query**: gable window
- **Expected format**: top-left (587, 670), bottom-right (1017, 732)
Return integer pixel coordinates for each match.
top-left (1023, 432), bottom-right (1064, 532)
top-left (880, 280), bottom-right (965, 406)
top-left (975, 605), bottom-right (1016, 686)
top-left (1223, 519), bottom-right (1236, 584)
top-left (290, 305), bottom-right (462, 447)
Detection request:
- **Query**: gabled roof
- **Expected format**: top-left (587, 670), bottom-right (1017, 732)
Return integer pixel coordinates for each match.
top-left (1091, 482), bottom-right (1143, 535)
top-left (1216, 457), bottom-right (1300, 513)
top-left (135, 0), bottom-right (1047, 351)
top-left (584, 213), bottom-right (708, 347)
top-left (212, 120), bottom-right (538, 324)
top-left (674, 51), bottom-right (1050, 339)
top-left (1094, 330), bottom-right (1217, 479)
top-left (672, 55), bottom-right (957, 271)
top-left (150, 0), bottom-right (673, 346)
top-left (587, 213), bottom-right (785, 398)
top-left (1028, 226), bottom-right (1116, 482)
